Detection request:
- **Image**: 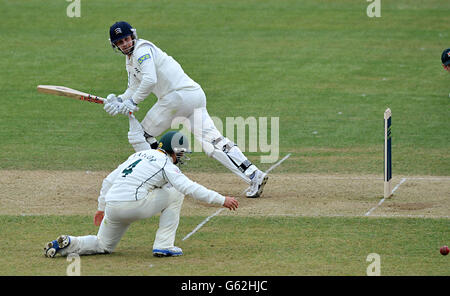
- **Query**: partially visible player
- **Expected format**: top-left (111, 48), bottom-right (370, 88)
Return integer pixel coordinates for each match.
top-left (441, 48), bottom-right (450, 72)
top-left (103, 21), bottom-right (268, 198)
top-left (44, 127), bottom-right (238, 258)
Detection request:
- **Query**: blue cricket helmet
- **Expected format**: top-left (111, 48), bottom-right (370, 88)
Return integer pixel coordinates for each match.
top-left (442, 48), bottom-right (450, 66)
top-left (109, 21), bottom-right (137, 54)
top-left (109, 21), bottom-right (134, 43)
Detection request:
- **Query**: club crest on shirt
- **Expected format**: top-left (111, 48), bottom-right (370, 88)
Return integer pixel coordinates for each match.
top-left (138, 53), bottom-right (151, 64)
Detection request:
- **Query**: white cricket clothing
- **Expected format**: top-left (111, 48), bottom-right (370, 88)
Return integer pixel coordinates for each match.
top-left (97, 149), bottom-right (225, 210)
top-left (60, 185), bottom-right (185, 255)
top-left (59, 148), bottom-right (226, 256)
top-left (120, 39), bottom-right (200, 103)
top-left (118, 39), bottom-right (258, 184)
top-left (127, 114), bottom-right (151, 152)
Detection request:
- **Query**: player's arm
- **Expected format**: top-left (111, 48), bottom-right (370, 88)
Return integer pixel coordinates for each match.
top-left (118, 45), bottom-right (157, 115)
top-left (131, 45), bottom-right (157, 104)
top-left (104, 63), bottom-right (140, 116)
top-left (163, 163), bottom-right (238, 210)
top-left (118, 79), bottom-right (138, 102)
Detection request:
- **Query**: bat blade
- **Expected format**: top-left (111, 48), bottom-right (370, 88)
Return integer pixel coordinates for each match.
top-left (37, 85), bottom-right (105, 104)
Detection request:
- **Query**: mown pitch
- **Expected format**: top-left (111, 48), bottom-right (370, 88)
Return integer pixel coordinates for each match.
top-left (0, 171), bottom-right (449, 275)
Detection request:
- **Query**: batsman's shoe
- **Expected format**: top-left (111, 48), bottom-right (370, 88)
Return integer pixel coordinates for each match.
top-left (44, 235), bottom-right (71, 258)
top-left (246, 170), bottom-right (269, 198)
top-left (153, 246), bottom-right (183, 257)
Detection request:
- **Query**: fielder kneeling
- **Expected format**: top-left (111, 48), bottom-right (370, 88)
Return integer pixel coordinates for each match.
top-left (44, 126), bottom-right (238, 258)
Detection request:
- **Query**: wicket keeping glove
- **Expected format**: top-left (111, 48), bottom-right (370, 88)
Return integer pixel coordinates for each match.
top-left (118, 98), bottom-right (139, 115)
top-left (104, 94), bottom-right (122, 116)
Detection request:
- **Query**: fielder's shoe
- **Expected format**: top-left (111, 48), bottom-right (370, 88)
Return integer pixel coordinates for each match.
top-left (246, 170), bottom-right (269, 198)
top-left (153, 246), bottom-right (183, 257)
top-left (44, 235), bottom-right (71, 258)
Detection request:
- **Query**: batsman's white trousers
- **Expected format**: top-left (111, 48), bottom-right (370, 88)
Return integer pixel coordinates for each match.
top-left (60, 186), bottom-right (184, 256)
top-left (141, 87), bottom-right (221, 143)
top-left (141, 87), bottom-right (252, 183)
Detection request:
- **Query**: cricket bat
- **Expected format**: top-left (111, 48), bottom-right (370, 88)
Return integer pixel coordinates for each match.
top-left (37, 85), bottom-right (105, 104)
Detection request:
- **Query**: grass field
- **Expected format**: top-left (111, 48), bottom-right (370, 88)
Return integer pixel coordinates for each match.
top-left (0, 0), bottom-right (449, 277)
top-left (0, 215), bottom-right (448, 276)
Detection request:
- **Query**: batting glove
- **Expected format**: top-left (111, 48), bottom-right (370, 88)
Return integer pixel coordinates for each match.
top-left (104, 94), bottom-right (122, 116)
top-left (118, 98), bottom-right (139, 115)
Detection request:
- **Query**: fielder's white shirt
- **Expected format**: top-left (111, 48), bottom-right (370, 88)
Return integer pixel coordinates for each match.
top-left (120, 39), bottom-right (200, 103)
top-left (97, 149), bottom-right (225, 211)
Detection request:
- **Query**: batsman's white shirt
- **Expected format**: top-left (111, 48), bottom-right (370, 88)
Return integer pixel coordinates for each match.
top-left (97, 149), bottom-right (225, 211)
top-left (120, 39), bottom-right (200, 104)
top-left (117, 40), bottom-right (257, 185)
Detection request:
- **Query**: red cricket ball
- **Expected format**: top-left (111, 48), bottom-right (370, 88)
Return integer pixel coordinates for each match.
top-left (440, 245), bottom-right (449, 256)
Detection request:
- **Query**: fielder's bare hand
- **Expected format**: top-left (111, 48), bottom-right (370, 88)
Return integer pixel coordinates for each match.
top-left (223, 196), bottom-right (239, 211)
top-left (94, 210), bottom-right (104, 226)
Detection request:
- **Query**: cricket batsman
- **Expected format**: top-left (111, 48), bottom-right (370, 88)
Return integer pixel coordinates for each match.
top-left (103, 21), bottom-right (268, 198)
top-left (44, 119), bottom-right (239, 258)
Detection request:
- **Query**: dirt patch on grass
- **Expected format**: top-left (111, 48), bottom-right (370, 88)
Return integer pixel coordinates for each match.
top-left (0, 170), bottom-right (449, 218)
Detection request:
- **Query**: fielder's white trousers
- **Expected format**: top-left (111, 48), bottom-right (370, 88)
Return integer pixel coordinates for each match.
top-left (60, 186), bottom-right (184, 256)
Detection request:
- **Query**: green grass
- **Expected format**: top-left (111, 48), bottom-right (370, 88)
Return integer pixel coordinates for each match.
top-left (0, 215), bottom-right (448, 276)
top-left (0, 0), bottom-right (449, 174)
top-left (0, 0), bottom-right (449, 277)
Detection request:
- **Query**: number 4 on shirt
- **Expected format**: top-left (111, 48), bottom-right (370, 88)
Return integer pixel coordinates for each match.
top-left (121, 159), bottom-right (142, 177)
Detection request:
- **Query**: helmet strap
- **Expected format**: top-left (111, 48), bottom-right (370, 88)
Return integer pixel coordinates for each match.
top-left (111, 36), bottom-right (136, 56)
